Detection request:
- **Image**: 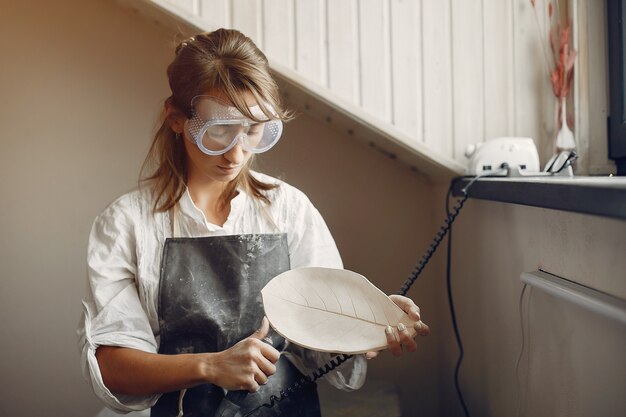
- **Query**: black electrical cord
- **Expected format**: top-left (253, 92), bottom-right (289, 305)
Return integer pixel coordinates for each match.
top-left (242, 354), bottom-right (353, 417)
top-left (396, 177), bottom-right (471, 296)
top-left (446, 178), bottom-right (471, 417)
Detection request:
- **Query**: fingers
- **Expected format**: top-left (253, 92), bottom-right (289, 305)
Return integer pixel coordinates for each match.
top-left (240, 353), bottom-right (276, 392)
top-left (365, 350), bottom-right (380, 360)
top-left (246, 376), bottom-right (261, 393)
top-left (383, 320), bottom-right (426, 358)
top-left (385, 324), bottom-right (417, 357)
top-left (396, 322), bottom-right (417, 352)
top-left (414, 320), bottom-right (430, 336)
top-left (216, 324), bottom-right (281, 392)
top-left (389, 295), bottom-right (430, 337)
top-left (252, 367), bottom-right (268, 388)
top-left (258, 340), bottom-right (280, 363)
top-left (233, 361), bottom-right (263, 392)
top-left (249, 349), bottom-right (279, 391)
top-left (251, 316), bottom-right (270, 340)
top-left (256, 355), bottom-right (277, 378)
top-left (252, 317), bottom-right (284, 362)
top-left (385, 325), bottom-right (403, 356)
top-left (389, 294), bottom-right (421, 321)
top-left (247, 321), bottom-right (280, 390)
top-left (242, 338), bottom-right (279, 391)
top-left (241, 353), bottom-right (276, 392)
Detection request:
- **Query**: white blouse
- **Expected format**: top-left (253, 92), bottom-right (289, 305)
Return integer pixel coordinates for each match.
top-left (77, 172), bottom-right (367, 413)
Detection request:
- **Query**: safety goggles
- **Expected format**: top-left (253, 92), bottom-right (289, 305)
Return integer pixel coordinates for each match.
top-left (185, 95), bottom-right (283, 156)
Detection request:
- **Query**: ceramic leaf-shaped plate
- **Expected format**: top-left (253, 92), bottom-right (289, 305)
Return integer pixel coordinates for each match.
top-left (261, 267), bottom-right (417, 354)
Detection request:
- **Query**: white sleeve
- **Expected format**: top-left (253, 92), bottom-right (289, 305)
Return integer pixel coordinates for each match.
top-left (283, 189), bottom-right (367, 391)
top-left (286, 189), bottom-right (343, 270)
top-left (77, 197), bottom-right (160, 413)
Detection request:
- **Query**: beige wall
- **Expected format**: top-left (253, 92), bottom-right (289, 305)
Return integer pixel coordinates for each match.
top-left (0, 1), bottom-right (173, 416)
top-left (438, 194), bottom-right (626, 417)
top-left (0, 0), bottom-right (445, 416)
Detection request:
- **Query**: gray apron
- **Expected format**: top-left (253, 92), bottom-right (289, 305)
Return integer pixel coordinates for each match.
top-left (150, 230), bottom-right (321, 417)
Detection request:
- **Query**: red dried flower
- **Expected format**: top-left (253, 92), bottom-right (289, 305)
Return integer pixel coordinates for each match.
top-left (530, 0), bottom-right (576, 99)
top-left (548, 2), bottom-right (553, 18)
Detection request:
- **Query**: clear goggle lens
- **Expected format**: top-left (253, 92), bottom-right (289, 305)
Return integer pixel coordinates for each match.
top-left (186, 96), bottom-right (283, 156)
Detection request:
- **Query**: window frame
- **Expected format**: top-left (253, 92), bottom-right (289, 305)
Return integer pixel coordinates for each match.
top-left (607, 0), bottom-right (626, 175)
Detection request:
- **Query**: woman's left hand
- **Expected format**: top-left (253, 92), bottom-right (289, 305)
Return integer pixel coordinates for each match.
top-left (365, 295), bottom-right (430, 359)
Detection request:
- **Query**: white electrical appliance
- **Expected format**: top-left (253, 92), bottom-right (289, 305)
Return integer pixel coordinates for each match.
top-left (465, 137), bottom-right (541, 176)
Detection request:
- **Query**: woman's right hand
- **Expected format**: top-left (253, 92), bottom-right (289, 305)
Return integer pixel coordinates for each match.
top-left (206, 317), bottom-right (280, 393)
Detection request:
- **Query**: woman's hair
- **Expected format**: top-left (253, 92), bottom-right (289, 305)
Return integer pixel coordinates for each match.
top-left (140, 28), bottom-right (294, 213)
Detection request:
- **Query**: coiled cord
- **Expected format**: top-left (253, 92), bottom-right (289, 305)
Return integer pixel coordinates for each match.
top-left (397, 185), bottom-right (469, 297)
top-left (242, 354), bottom-right (353, 417)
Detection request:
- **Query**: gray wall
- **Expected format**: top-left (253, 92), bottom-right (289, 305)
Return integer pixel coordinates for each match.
top-left (438, 196), bottom-right (626, 417)
top-left (0, 0), bottom-right (445, 415)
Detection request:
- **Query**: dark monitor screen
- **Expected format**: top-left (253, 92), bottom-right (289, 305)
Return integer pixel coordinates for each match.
top-left (608, 0), bottom-right (626, 174)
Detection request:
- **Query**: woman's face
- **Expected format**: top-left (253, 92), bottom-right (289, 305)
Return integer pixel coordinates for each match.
top-left (181, 90), bottom-right (257, 184)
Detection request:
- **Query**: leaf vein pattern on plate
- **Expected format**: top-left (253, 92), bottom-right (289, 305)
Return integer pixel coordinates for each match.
top-left (283, 280), bottom-right (310, 306)
top-left (301, 277), bottom-right (327, 310)
top-left (365, 295), bottom-right (379, 323)
top-left (320, 276), bottom-right (343, 314)
top-left (266, 294), bottom-right (383, 326)
top-left (348, 291), bottom-right (358, 318)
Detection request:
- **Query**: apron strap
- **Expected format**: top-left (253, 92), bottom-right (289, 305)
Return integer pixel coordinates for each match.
top-left (169, 204), bottom-right (187, 416)
top-left (170, 204), bottom-right (181, 238)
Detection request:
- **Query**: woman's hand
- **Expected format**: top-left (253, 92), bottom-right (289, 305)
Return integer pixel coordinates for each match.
top-left (365, 295), bottom-right (430, 359)
top-left (205, 317), bottom-right (280, 392)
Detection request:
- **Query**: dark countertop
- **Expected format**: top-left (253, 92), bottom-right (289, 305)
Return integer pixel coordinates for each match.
top-left (451, 176), bottom-right (626, 221)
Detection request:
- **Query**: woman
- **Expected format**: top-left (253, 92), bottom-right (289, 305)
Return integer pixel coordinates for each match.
top-left (78, 28), bottom-right (429, 417)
